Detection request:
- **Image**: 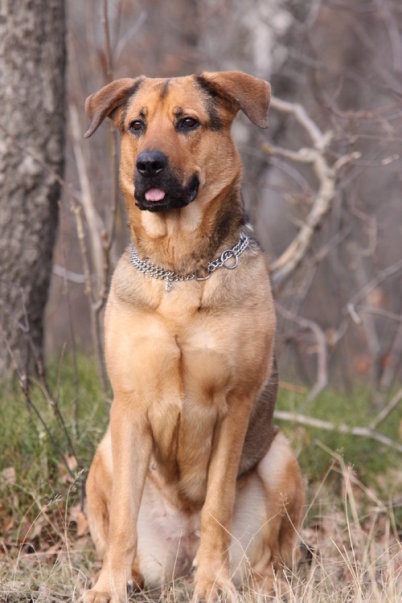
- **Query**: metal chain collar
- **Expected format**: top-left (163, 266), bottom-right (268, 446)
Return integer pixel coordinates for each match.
top-left (130, 231), bottom-right (249, 291)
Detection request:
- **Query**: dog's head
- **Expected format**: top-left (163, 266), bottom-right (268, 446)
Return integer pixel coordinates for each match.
top-left (85, 72), bottom-right (270, 213)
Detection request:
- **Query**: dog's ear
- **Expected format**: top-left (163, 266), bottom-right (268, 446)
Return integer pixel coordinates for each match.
top-left (199, 71), bottom-right (271, 128)
top-left (84, 77), bottom-right (144, 138)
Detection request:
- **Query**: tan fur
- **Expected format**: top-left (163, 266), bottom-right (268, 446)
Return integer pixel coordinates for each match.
top-left (83, 72), bottom-right (304, 603)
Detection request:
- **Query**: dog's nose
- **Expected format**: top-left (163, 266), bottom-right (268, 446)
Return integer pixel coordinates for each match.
top-left (136, 151), bottom-right (167, 177)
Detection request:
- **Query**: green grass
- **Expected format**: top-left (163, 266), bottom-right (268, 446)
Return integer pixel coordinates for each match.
top-left (0, 354), bottom-right (108, 549)
top-left (277, 386), bottom-right (401, 488)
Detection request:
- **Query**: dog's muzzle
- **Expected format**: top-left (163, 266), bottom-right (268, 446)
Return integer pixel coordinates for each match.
top-left (134, 150), bottom-right (199, 212)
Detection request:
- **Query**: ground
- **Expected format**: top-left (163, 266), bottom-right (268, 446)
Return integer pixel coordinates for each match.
top-left (0, 356), bottom-right (400, 601)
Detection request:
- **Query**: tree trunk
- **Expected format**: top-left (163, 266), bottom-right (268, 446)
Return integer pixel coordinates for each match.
top-left (0, 0), bottom-right (66, 379)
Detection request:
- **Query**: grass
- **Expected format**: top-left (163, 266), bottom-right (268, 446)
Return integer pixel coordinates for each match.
top-left (0, 355), bottom-right (401, 601)
top-left (277, 386), bottom-right (401, 484)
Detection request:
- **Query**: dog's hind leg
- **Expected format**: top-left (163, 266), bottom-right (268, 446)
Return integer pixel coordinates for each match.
top-left (229, 431), bottom-right (304, 598)
top-left (255, 431), bottom-right (304, 596)
top-left (86, 444), bottom-right (111, 559)
top-left (257, 431), bottom-right (304, 564)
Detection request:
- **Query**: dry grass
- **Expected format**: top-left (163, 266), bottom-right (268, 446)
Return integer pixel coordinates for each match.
top-left (1, 465), bottom-right (400, 602)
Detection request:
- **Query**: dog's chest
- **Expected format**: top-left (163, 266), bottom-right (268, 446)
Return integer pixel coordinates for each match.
top-left (141, 293), bottom-right (231, 503)
top-left (108, 274), bottom-right (269, 503)
top-left (148, 322), bottom-right (230, 503)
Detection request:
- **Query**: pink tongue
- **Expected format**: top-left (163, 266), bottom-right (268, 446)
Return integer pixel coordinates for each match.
top-left (145, 188), bottom-right (166, 202)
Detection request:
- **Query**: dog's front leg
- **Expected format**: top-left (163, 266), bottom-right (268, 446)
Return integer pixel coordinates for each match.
top-left (192, 399), bottom-right (251, 603)
top-left (84, 399), bottom-right (152, 603)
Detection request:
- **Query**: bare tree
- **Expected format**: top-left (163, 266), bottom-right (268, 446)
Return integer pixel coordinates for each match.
top-left (0, 0), bottom-right (66, 378)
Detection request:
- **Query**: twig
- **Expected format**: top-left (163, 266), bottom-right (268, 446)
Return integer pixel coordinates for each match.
top-left (265, 97), bottom-right (361, 287)
top-left (53, 264), bottom-right (85, 284)
top-left (357, 306), bottom-right (402, 324)
top-left (70, 102), bottom-right (112, 374)
top-left (95, 0), bottom-right (120, 314)
top-left (274, 409), bottom-right (402, 453)
top-left (269, 96), bottom-right (326, 148)
top-left (72, 204), bottom-right (108, 394)
top-left (60, 238), bottom-right (81, 447)
top-left (114, 11), bottom-right (147, 61)
top-left (379, 323), bottom-right (402, 392)
top-left (277, 303), bottom-right (328, 402)
top-left (350, 255), bottom-right (381, 384)
top-left (348, 258), bottom-right (402, 307)
top-left (102, 0), bottom-right (113, 80)
top-left (375, 0), bottom-right (402, 72)
top-left (0, 321), bottom-right (76, 480)
top-left (34, 355), bottom-right (82, 467)
top-left (315, 440), bottom-right (387, 511)
top-left (70, 103), bottom-right (104, 283)
top-left (370, 388), bottom-right (402, 430)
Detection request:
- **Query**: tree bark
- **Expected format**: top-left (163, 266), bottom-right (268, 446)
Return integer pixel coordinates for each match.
top-left (0, 0), bottom-right (66, 378)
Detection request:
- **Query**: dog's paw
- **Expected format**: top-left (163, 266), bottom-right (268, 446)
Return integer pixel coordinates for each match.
top-left (83, 564), bottom-right (133, 603)
top-left (82, 589), bottom-right (111, 603)
top-left (192, 575), bottom-right (238, 602)
top-left (83, 579), bottom-right (132, 603)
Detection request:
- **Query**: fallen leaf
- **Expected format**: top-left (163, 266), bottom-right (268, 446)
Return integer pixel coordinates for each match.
top-left (1, 467), bottom-right (16, 485)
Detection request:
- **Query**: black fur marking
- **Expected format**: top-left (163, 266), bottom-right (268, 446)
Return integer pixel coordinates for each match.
top-left (208, 103), bottom-right (222, 131)
top-left (238, 359), bottom-right (278, 479)
top-left (160, 79), bottom-right (170, 99)
top-left (211, 186), bottom-right (244, 255)
top-left (120, 78), bottom-right (145, 132)
top-left (134, 168), bottom-right (200, 212)
top-left (195, 75), bottom-right (222, 100)
top-left (195, 75), bottom-right (223, 131)
top-left (174, 108), bottom-right (184, 118)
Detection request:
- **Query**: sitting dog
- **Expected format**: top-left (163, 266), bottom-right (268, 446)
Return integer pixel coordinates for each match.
top-left (83, 71), bottom-right (304, 602)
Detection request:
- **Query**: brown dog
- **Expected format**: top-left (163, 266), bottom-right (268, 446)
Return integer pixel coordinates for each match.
top-left (83, 72), bottom-right (304, 602)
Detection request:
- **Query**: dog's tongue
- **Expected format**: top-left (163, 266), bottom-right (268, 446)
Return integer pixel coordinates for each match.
top-left (145, 188), bottom-right (165, 202)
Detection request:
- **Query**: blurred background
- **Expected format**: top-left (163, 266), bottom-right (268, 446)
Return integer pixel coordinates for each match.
top-left (44, 0), bottom-right (402, 396)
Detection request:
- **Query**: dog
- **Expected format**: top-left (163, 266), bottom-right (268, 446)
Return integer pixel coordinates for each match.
top-left (83, 71), bottom-right (304, 602)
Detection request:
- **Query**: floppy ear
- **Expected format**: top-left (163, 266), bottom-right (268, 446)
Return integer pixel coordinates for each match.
top-left (199, 71), bottom-right (271, 128)
top-left (84, 77), bottom-right (144, 138)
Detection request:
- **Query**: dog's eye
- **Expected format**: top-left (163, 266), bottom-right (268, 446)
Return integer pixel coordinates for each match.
top-left (177, 117), bottom-right (200, 131)
top-left (128, 120), bottom-right (145, 134)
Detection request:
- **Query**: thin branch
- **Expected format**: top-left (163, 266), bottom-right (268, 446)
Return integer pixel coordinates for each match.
top-left (356, 305), bottom-right (402, 324)
top-left (265, 96), bottom-right (361, 287)
top-left (376, 0), bottom-right (402, 72)
top-left (114, 11), bottom-right (147, 61)
top-left (274, 409), bottom-right (402, 453)
top-left (0, 321), bottom-right (76, 480)
top-left (348, 258), bottom-right (402, 306)
top-left (72, 204), bottom-right (108, 394)
top-left (269, 96), bottom-right (326, 148)
top-left (277, 303), bottom-right (328, 402)
top-left (90, 0), bottom-right (122, 316)
top-left (70, 103), bottom-right (104, 283)
top-left (370, 388), bottom-right (402, 430)
top-left (102, 0), bottom-right (113, 80)
top-left (379, 323), bottom-right (402, 392)
top-left (53, 264), bottom-right (85, 284)
top-left (60, 238), bottom-right (81, 449)
top-left (34, 355), bottom-right (82, 467)
top-left (315, 440), bottom-right (388, 512)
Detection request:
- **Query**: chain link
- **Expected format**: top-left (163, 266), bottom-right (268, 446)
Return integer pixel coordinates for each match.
top-left (130, 231), bottom-right (249, 290)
